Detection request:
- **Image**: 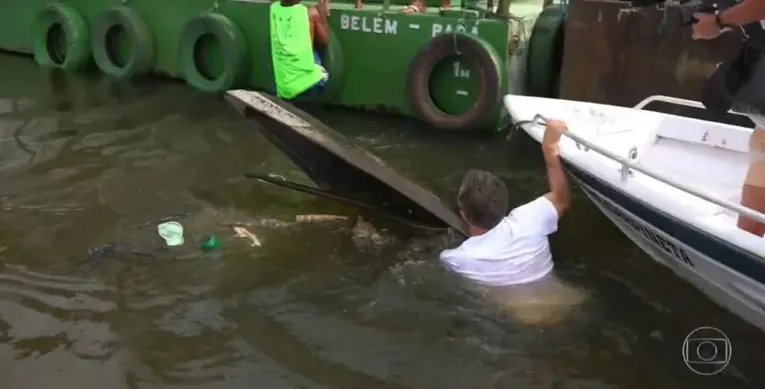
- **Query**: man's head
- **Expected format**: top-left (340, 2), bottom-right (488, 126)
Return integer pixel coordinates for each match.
top-left (457, 169), bottom-right (509, 233)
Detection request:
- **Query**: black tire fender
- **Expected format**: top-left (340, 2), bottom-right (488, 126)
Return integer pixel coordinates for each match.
top-left (526, 5), bottom-right (566, 98)
top-left (295, 29), bottom-right (346, 103)
top-left (178, 13), bottom-right (250, 93)
top-left (91, 6), bottom-right (155, 79)
top-left (406, 33), bottom-right (503, 131)
top-left (31, 3), bottom-right (92, 71)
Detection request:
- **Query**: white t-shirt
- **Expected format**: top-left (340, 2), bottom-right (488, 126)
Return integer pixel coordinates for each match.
top-left (440, 196), bottom-right (559, 286)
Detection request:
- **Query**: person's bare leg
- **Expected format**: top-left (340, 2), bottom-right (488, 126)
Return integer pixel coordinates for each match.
top-left (402, 0), bottom-right (426, 13)
top-left (354, 0), bottom-right (362, 9)
top-left (738, 184), bottom-right (765, 236)
top-left (440, 0), bottom-right (451, 11)
top-left (738, 126), bottom-right (765, 236)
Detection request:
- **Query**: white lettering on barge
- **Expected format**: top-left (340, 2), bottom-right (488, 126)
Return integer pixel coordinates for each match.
top-left (453, 62), bottom-right (470, 79)
top-left (431, 23), bottom-right (479, 37)
top-left (340, 14), bottom-right (398, 35)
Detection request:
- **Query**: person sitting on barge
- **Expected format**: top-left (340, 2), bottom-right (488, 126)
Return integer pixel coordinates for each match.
top-left (269, 0), bottom-right (330, 99)
top-left (439, 120), bottom-right (587, 325)
top-left (402, 0), bottom-right (452, 13)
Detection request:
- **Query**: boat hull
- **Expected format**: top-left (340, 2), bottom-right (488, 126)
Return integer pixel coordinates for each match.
top-left (566, 161), bottom-right (765, 332)
top-left (503, 92), bottom-right (765, 330)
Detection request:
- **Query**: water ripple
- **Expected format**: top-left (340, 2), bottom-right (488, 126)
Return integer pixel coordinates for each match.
top-left (0, 54), bottom-right (764, 389)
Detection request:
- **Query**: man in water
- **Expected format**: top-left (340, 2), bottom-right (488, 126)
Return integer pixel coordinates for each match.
top-left (692, 0), bottom-right (765, 235)
top-left (440, 120), bottom-right (587, 325)
top-left (269, 0), bottom-right (330, 99)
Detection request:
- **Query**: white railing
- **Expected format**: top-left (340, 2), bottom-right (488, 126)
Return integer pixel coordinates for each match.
top-left (633, 95), bottom-right (707, 110)
top-left (633, 95), bottom-right (752, 119)
top-left (532, 97), bottom-right (765, 224)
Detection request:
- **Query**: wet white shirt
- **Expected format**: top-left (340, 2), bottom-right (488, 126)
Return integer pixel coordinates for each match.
top-left (440, 196), bottom-right (558, 286)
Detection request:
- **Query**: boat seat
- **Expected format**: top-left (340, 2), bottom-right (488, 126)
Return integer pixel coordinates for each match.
top-left (690, 192), bottom-right (746, 227)
top-left (639, 176), bottom-right (740, 219)
top-left (593, 127), bottom-right (656, 161)
top-left (636, 137), bottom-right (747, 223)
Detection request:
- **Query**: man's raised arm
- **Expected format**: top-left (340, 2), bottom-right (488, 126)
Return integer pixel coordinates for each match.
top-left (541, 119), bottom-right (572, 217)
top-left (309, 0), bottom-right (330, 47)
top-left (693, 0), bottom-right (765, 40)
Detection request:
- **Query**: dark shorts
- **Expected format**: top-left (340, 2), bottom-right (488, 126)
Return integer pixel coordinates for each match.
top-left (293, 50), bottom-right (329, 99)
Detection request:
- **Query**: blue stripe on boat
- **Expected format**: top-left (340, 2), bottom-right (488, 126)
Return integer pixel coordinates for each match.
top-left (562, 160), bottom-right (765, 284)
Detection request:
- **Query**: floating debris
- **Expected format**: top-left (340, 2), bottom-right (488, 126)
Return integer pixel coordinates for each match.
top-left (255, 218), bottom-right (293, 229)
top-left (295, 214), bottom-right (348, 223)
top-left (233, 226), bottom-right (262, 247)
top-left (157, 221), bottom-right (184, 247)
top-left (350, 216), bottom-right (395, 253)
top-left (199, 235), bottom-right (220, 251)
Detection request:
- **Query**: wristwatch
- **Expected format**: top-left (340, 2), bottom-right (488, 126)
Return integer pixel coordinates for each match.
top-left (715, 12), bottom-right (735, 30)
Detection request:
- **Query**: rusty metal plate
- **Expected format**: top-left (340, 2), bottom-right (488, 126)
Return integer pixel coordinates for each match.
top-left (559, 0), bottom-right (743, 107)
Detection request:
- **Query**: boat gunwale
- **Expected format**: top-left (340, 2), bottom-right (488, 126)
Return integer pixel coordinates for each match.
top-left (504, 94), bottom-right (765, 261)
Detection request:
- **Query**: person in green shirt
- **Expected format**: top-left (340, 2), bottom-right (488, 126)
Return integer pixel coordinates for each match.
top-left (269, 0), bottom-right (330, 99)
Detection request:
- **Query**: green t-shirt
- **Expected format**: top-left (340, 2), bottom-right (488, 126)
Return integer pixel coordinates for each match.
top-left (269, 2), bottom-right (324, 99)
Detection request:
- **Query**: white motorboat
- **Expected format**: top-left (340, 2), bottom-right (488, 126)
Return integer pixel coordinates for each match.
top-left (504, 94), bottom-right (765, 332)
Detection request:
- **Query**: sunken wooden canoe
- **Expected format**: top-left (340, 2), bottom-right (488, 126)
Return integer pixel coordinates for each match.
top-left (224, 90), bottom-right (468, 236)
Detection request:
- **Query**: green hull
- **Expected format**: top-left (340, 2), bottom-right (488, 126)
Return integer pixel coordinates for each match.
top-left (0, 0), bottom-right (555, 132)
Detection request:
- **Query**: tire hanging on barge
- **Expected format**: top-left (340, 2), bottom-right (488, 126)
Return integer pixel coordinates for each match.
top-left (406, 33), bottom-right (502, 132)
top-left (526, 5), bottom-right (566, 98)
top-left (91, 6), bottom-right (155, 79)
top-left (31, 3), bottom-right (92, 71)
top-left (178, 13), bottom-right (250, 93)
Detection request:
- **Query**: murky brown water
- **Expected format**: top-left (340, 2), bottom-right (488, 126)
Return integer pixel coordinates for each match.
top-left (1, 53), bottom-right (765, 389)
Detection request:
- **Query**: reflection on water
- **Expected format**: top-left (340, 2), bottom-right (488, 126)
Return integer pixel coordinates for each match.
top-left (1, 53), bottom-right (764, 388)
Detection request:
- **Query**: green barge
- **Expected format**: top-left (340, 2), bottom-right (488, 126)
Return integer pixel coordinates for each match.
top-left (0, 0), bottom-right (567, 132)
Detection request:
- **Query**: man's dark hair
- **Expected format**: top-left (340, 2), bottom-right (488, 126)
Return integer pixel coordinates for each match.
top-left (457, 169), bottom-right (509, 230)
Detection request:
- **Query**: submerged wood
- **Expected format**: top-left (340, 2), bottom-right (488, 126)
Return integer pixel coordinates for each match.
top-left (225, 90), bottom-right (469, 236)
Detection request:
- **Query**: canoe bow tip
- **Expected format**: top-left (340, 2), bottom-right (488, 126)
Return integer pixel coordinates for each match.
top-left (224, 90), bottom-right (250, 116)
